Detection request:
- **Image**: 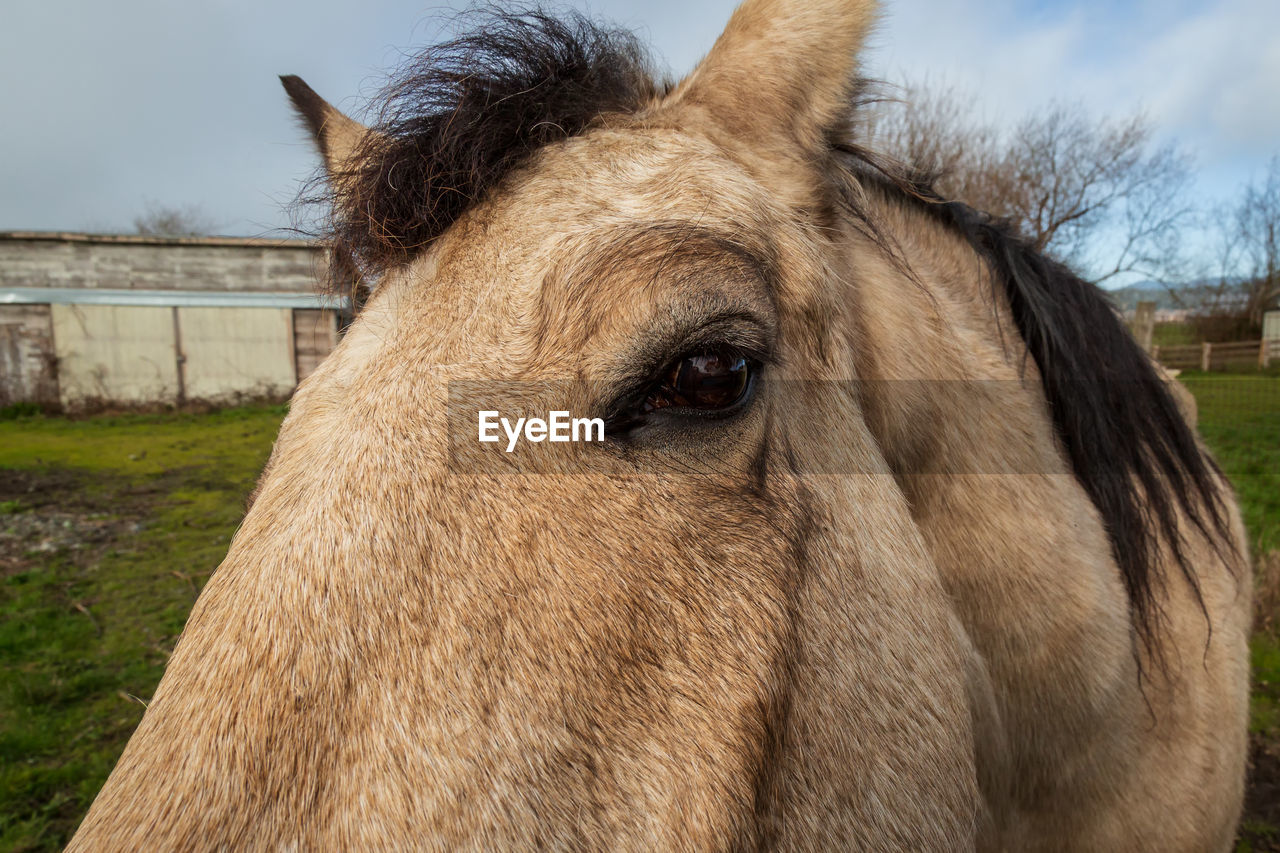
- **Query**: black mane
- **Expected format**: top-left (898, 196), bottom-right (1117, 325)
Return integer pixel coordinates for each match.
top-left (321, 8), bottom-right (658, 281)
top-left (957, 203), bottom-right (1236, 660)
top-left (835, 144), bottom-right (1238, 663)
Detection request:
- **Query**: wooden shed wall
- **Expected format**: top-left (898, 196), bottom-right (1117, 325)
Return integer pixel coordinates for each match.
top-left (0, 304), bottom-right (58, 406)
top-left (293, 309), bottom-right (339, 382)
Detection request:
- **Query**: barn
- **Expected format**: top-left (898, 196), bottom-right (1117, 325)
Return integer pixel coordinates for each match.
top-left (0, 231), bottom-right (348, 409)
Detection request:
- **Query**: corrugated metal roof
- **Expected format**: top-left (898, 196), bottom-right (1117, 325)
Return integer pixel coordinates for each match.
top-left (0, 287), bottom-right (349, 310)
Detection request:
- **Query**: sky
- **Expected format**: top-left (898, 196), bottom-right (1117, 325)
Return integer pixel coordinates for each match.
top-left (2, 0), bottom-right (1277, 259)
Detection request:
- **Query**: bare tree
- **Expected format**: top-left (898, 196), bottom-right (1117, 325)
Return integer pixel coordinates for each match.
top-left (1179, 157), bottom-right (1280, 336)
top-left (1171, 223), bottom-right (1256, 341)
top-left (1234, 156), bottom-right (1280, 325)
top-left (855, 81), bottom-right (1004, 208)
top-left (133, 201), bottom-right (217, 237)
top-left (862, 83), bottom-right (1194, 285)
top-left (1186, 208), bottom-right (1248, 313)
top-left (998, 107), bottom-right (1194, 283)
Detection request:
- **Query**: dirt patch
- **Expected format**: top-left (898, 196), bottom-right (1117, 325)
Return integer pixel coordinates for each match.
top-left (0, 511), bottom-right (133, 557)
top-left (1242, 551), bottom-right (1280, 849)
top-left (0, 469), bottom-right (143, 577)
top-left (1259, 552), bottom-right (1280, 636)
top-left (1244, 735), bottom-right (1280, 851)
top-left (0, 468), bottom-right (92, 510)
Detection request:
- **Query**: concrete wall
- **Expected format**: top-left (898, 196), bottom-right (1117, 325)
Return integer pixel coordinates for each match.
top-left (0, 232), bottom-right (326, 294)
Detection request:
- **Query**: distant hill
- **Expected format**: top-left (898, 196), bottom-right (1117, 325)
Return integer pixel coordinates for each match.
top-left (1106, 277), bottom-right (1257, 315)
top-left (1106, 280), bottom-right (1181, 312)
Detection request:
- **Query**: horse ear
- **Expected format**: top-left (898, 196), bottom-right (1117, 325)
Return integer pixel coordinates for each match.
top-left (279, 75), bottom-right (369, 181)
top-left (665, 0), bottom-right (877, 151)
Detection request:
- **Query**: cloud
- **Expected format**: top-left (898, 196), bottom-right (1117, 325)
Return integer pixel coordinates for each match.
top-left (0, 0), bottom-right (434, 235)
top-left (864, 0), bottom-right (1280, 201)
top-left (1, 0), bottom-right (1274, 236)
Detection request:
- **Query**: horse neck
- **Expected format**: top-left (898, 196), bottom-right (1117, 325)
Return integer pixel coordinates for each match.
top-left (836, 187), bottom-right (1068, 478)
top-left (834, 179), bottom-right (1139, 672)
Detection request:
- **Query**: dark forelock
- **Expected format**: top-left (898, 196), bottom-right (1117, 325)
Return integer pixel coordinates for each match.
top-left (323, 6), bottom-right (660, 283)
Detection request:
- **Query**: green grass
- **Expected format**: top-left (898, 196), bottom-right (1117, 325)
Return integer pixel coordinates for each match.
top-left (1254, 633), bottom-right (1280, 724)
top-left (0, 405), bottom-right (285, 477)
top-left (1153, 321), bottom-right (1200, 347)
top-left (0, 405), bottom-right (285, 851)
top-left (1178, 374), bottom-right (1280, 852)
top-left (0, 380), bottom-right (1276, 850)
top-left (1181, 373), bottom-right (1280, 555)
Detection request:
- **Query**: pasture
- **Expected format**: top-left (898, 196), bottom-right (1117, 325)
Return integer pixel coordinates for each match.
top-left (0, 377), bottom-right (1277, 851)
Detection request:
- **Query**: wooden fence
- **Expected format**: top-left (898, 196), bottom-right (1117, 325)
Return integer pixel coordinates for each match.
top-left (1153, 339), bottom-right (1278, 371)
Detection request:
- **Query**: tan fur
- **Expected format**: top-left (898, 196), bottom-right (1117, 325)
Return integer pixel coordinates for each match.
top-left (844, 180), bottom-right (1250, 850)
top-left (70, 1), bottom-right (1248, 849)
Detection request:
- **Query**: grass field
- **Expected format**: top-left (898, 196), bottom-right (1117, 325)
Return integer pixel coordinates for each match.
top-left (1181, 373), bottom-right (1280, 851)
top-left (0, 406), bottom-right (284, 850)
top-left (1, 378), bottom-right (1277, 850)
top-left (1153, 321), bottom-right (1201, 347)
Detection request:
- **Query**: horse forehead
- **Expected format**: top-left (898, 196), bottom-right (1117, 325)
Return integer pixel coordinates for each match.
top-left (372, 125), bottom-right (803, 373)
top-left (406, 128), bottom-right (772, 307)
top-left (505, 126), bottom-right (769, 224)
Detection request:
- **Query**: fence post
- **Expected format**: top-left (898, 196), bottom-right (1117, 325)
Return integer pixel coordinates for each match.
top-left (1201, 341), bottom-right (1212, 372)
top-left (1263, 339), bottom-right (1272, 369)
top-left (1132, 301), bottom-right (1156, 354)
top-left (1152, 344), bottom-right (1160, 363)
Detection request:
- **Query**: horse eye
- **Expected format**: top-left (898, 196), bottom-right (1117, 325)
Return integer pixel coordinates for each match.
top-left (644, 351), bottom-right (753, 413)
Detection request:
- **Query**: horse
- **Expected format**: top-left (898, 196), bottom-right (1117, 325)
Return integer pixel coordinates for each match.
top-left (69, 0), bottom-right (1251, 848)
